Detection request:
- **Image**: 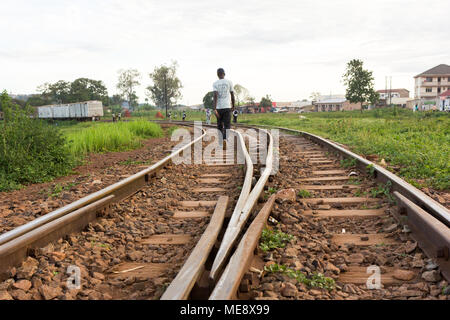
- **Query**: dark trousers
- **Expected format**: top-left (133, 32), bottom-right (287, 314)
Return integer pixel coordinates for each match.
top-left (216, 108), bottom-right (231, 140)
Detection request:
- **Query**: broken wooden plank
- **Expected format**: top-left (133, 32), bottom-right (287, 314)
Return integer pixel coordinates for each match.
top-left (302, 197), bottom-right (380, 204)
top-left (338, 266), bottom-right (417, 284)
top-left (172, 210), bottom-right (211, 219)
top-left (302, 209), bottom-right (385, 217)
top-left (332, 233), bottom-right (400, 246)
top-left (298, 176), bottom-right (350, 182)
top-left (297, 185), bottom-right (359, 191)
top-left (141, 234), bottom-right (192, 245)
top-left (193, 187), bottom-right (227, 193)
top-left (179, 200), bottom-right (218, 207)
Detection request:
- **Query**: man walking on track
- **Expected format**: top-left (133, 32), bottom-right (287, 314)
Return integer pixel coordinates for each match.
top-left (213, 68), bottom-right (235, 142)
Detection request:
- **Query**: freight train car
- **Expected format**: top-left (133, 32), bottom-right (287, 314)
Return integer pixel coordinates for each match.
top-left (37, 101), bottom-right (103, 120)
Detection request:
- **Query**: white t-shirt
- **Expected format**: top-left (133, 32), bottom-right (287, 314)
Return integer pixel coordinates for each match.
top-left (213, 79), bottom-right (234, 109)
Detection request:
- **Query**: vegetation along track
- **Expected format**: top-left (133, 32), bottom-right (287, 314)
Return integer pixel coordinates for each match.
top-left (209, 125), bottom-right (449, 300)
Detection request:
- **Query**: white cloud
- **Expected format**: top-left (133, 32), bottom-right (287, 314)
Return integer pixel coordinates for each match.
top-left (1, 0), bottom-right (449, 103)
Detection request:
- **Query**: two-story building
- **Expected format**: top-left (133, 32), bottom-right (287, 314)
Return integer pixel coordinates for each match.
top-left (414, 64), bottom-right (450, 99)
top-left (377, 88), bottom-right (410, 99)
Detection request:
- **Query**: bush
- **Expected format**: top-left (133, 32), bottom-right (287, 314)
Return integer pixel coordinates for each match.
top-left (0, 91), bottom-right (75, 191)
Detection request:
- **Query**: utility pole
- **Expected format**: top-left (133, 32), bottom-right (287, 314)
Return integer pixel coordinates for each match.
top-left (389, 76), bottom-right (392, 106)
top-left (164, 73), bottom-right (168, 118)
top-left (385, 76), bottom-right (387, 107)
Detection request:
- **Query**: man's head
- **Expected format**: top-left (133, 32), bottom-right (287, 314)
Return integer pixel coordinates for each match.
top-left (217, 68), bottom-right (225, 79)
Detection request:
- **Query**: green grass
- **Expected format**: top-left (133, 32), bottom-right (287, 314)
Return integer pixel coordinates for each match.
top-left (297, 189), bottom-right (311, 198)
top-left (264, 263), bottom-right (335, 291)
top-left (259, 227), bottom-right (294, 252)
top-left (239, 108), bottom-right (450, 191)
top-left (64, 120), bottom-right (163, 156)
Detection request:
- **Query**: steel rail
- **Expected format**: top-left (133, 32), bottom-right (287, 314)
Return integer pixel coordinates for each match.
top-left (160, 127), bottom-right (254, 299)
top-left (209, 195), bottom-right (276, 300)
top-left (209, 128), bottom-right (274, 282)
top-left (160, 196), bottom-right (229, 300)
top-left (0, 128), bottom-right (207, 247)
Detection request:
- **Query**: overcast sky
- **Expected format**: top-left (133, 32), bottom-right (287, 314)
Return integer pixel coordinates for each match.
top-left (1, 0), bottom-right (449, 104)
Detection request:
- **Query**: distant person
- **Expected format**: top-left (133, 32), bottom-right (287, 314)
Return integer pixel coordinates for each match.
top-left (213, 68), bottom-right (235, 141)
top-left (232, 109), bottom-right (238, 123)
top-left (205, 108), bottom-right (211, 125)
top-left (168, 111), bottom-right (172, 121)
top-left (112, 113), bottom-right (116, 122)
top-left (182, 111), bottom-right (186, 121)
top-left (118, 113), bottom-right (122, 121)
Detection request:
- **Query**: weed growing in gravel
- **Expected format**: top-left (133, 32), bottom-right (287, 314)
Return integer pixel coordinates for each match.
top-left (259, 227), bottom-right (294, 252)
top-left (369, 180), bottom-right (394, 201)
top-left (264, 263), bottom-right (335, 291)
top-left (348, 177), bottom-right (361, 185)
top-left (366, 164), bottom-right (376, 177)
top-left (267, 187), bottom-right (278, 194)
top-left (43, 181), bottom-right (78, 198)
top-left (340, 158), bottom-right (357, 168)
top-left (297, 189), bottom-right (311, 198)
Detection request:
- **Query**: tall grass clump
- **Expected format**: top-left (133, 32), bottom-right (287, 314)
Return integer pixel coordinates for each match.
top-left (65, 120), bottom-right (163, 156)
top-left (0, 91), bottom-right (75, 191)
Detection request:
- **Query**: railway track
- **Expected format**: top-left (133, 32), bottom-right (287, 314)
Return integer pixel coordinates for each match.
top-left (208, 125), bottom-right (449, 300)
top-left (0, 123), bottom-right (275, 300)
top-left (0, 120), bottom-right (448, 301)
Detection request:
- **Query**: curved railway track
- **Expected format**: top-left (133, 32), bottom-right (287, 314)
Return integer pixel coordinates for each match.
top-left (0, 122), bottom-right (275, 300)
top-left (0, 120), bottom-right (448, 301)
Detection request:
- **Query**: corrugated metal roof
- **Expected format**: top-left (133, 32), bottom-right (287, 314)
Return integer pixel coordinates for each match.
top-left (316, 98), bottom-right (347, 104)
top-left (415, 64), bottom-right (450, 77)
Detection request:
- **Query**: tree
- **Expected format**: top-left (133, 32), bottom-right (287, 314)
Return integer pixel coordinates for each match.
top-left (203, 91), bottom-right (214, 109)
top-left (38, 80), bottom-right (71, 104)
top-left (109, 94), bottom-right (123, 106)
top-left (117, 69), bottom-right (141, 111)
top-left (233, 84), bottom-right (249, 106)
top-left (309, 92), bottom-right (321, 102)
top-left (343, 59), bottom-right (379, 112)
top-left (34, 78), bottom-right (109, 106)
top-left (26, 94), bottom-right (52, 107)
top-left (146, 62), bottom-right (182, 117)
top-left (260, 95), bottom-right (272, 109)
top-left (69, 78), bottom-right (109, 105)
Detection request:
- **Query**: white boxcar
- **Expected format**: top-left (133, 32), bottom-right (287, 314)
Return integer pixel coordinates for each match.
top-left (83, 101), bottom-right (103, 118)
top-left (37, 101), bottom-right (103, 120)
top-left (38, 106), bottom-right (53, 118)
top-left (52, 105), bottom-right (69, 118)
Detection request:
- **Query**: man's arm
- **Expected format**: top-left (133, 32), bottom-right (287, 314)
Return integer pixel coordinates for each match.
top-left (213, 91), bottom-right (219, 118)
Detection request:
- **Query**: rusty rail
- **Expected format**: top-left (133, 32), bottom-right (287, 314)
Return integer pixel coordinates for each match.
top-left (209, 128), bottom-right (274, 281)
top-left (161, 196), bottom-right (229, 300)
top-left (209, 195), bottom-right (276, 300)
